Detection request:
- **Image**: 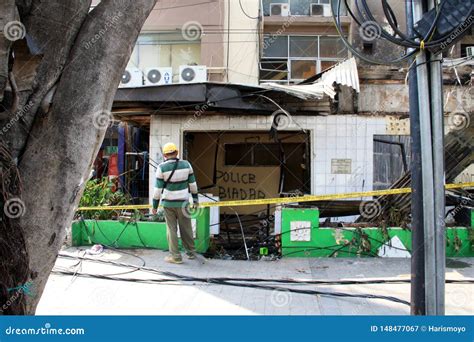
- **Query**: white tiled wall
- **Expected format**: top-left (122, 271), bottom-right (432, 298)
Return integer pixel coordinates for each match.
top-left (312, 115), bottom-right (386, 197)
top-left (149, 114), bottom-right (388, 204)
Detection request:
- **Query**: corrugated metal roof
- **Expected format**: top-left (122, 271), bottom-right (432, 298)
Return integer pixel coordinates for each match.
top-left (262, 57), bottom-right (360, 100)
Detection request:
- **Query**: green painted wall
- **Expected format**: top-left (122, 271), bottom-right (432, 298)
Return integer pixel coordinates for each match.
top-left (72, 208), bottom-right (210, 253)
top-left (282, 208), bottom-right (474, 258)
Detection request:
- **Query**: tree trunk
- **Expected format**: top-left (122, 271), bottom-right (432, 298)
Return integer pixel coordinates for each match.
top-left (0, 0), bottom-right (157, 314)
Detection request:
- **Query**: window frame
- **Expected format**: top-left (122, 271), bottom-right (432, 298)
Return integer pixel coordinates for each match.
top-left (129, 32), bottom-right (201, 70)
top-left (224, 143), bottom-right (284, 167)
top-left (263, 0), bottom-right (347, 17)
top-left (260, 34), bottom-right (347, 83)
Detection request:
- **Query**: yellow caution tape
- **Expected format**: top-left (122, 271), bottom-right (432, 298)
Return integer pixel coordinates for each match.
top-left (202, 182), bottom-right (474, 208)
top-left (77, 204), bottom-right (151, 211)
top-left (77, 182), bottom-right (474, 211)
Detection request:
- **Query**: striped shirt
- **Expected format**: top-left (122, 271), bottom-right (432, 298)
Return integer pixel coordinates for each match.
top-left (152, 158), bottom-right (198, 209)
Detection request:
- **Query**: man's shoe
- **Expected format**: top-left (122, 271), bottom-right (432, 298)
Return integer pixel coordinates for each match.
top-left (186, 252), bottom-right (196, 260)
top-left (165, 255), bottom-right (183, 264)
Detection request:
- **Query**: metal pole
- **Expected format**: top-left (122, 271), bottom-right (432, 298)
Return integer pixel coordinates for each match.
top-left (406, 0), bottom-right (426, 316)
top-left (428, 0), bottom-right (446, 316)
top-left (413, 0), bottom-right (437, 315)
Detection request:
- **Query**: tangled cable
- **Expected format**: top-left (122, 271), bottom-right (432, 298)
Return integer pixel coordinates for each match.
top-left (332, 0), bottom-right (473, 65)
top-left (54, 251), bottom-right (474, 307)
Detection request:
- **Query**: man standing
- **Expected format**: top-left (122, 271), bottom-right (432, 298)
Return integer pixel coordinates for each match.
top-left (152, 142), bottom-right (199, 264)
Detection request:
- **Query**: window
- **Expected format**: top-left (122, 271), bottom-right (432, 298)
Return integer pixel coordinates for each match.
top-left (461, 44), bottom-right (474, 58)
top-left (290, 36), bottom-right (318, 57)
top-left (260, 60), bottom-right (289, 82)
top-left (224, 142), bottom-right (310, 193)
top-left (319, 36), bottom-right (347, 58)
top-left (225, 143), bottom-right (281, 166)
top-left (262, 0), bottom-right (347, 16)
top-left (127, 32), bottom-right (201, 81)
top-left (260, 35), bottom-right (347, 83)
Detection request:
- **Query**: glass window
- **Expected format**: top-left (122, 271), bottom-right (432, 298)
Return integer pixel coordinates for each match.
top-left (260, 59), bottom-right (289, 82)
top-left (128, 33), bottom-right (201, 72)
top-left (319, 36), bottom-right (347, 58)
top-left (290, 0), bottom-right (313, 15)
top-left (291, 60), bottom-right (317, 80)
top-left (260, 34), bottom-right (347, 84)
top-left (320, 60), bottom-right (338, 72)
top-left (263, 36), bottom-right (289, 58)
top-left (263, 0), bottom-right (347, 16)
top-left (290, 36), bottom-right (318, 57)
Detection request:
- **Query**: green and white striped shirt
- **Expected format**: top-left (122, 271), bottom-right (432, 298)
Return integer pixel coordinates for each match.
top-left (152, 158), bottom-right (198, 209)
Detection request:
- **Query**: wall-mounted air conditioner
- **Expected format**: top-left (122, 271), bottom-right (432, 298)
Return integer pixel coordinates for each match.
top-left (179, 65), bottom-right (207, 83)
top-left (144, 67), bottom-right (173, 86)
top-left (119, 68), bottom-right (143, 88)
top-left (311, 3), bottom-right (331, 17)
top-left (467, 46), bottom-right (474, 58)
top-left (270, 3), bottom-right (290, 17)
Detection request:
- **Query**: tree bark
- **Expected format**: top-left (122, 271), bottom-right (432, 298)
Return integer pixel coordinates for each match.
top-left (0, 0), bottom-right (157, 314)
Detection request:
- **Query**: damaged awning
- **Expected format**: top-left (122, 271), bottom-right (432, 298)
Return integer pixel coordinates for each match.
top-left (261, 57), bottom-right (360, 100)
top-left (113, 81), bottom-right (332, 117)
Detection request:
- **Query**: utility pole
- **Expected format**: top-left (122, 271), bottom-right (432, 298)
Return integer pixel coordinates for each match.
top-left (409, 0), bottom-right (446, 315)
top-left (406, 0), bottom-right (425, 316)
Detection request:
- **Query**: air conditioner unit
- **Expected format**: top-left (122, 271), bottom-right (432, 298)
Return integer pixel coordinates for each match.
top-left (179, 65), bottom-right (207, 83)
top-left (270, 3), bottom-right (290, 17)
top-left (310, 3), bottom-right (331, 17)
top-left (144, 67), bottom-right (173, 86)
top-left (467, 46), bottom-right (474, 58)
top-left (119, 68), bottom-right (142, 88)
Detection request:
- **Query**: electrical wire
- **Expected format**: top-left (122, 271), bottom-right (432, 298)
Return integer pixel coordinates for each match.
top-left (332, 0), bottom-right (417, 65)
top-left (51, 267), bottom-right (411, 306)
top-left (239, 0), bottom-right (260, 20)
top-left (200, 192), bottom-right (250, 260)
top-left (331, 0), bottom-right (465, 66)
top-left (54, 252), bottom-right (474, 307)
top-left (53, 253), bottom-right (406, 306)
top-left (56, 253), bottom-right (474, 285)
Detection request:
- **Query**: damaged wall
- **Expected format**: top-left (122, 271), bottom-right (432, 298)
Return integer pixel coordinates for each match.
top-left (148, 114), bottom-right (401, 211)
top-left (357, 84), bottom-right (473, 115)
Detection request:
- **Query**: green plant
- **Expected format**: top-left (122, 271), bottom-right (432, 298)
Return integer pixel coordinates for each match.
top-left (453, 230), bottom-right (462, 253)
top-left (78, 177), bottom-right (131, 220)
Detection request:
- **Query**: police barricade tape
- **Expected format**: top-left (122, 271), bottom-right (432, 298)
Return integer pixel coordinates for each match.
top-left (76, 182), bottom-right (474, 211)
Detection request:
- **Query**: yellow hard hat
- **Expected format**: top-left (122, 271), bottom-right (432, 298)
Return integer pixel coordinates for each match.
top-left (163, 142), bottom-right (178, 155)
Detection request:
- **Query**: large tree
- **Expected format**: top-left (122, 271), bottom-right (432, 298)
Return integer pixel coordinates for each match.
top-left (0, 0), bottom-right (157, 314)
